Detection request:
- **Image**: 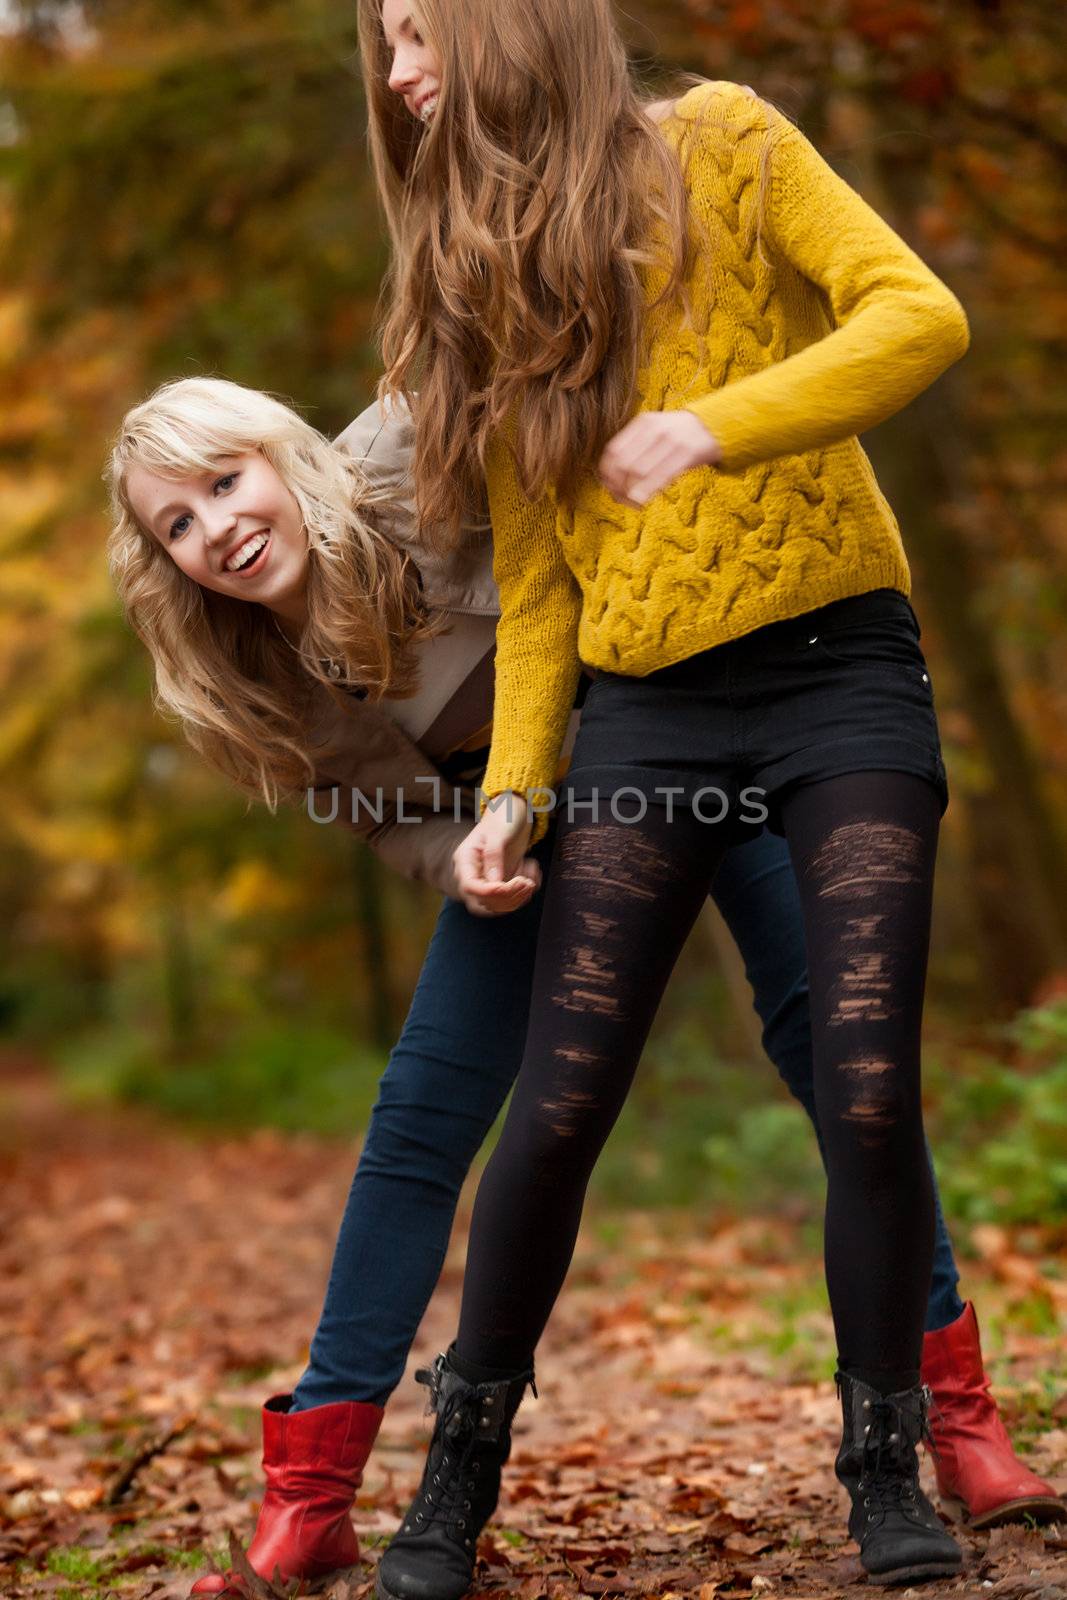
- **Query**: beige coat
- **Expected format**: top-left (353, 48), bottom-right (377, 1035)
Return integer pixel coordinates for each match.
top-left (304, 398), bottom-right (502, 900)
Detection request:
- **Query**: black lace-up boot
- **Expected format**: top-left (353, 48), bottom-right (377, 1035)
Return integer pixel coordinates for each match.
top-left (835, 1371), bottom-right (963, 1585)
top-left (375, 1347), bottom-right (535, 1600)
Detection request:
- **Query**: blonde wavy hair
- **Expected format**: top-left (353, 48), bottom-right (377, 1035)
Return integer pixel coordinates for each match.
top-left (358, 0), bottom-right (772, 547)
top-left (105, 377), bottom-right (439, 811)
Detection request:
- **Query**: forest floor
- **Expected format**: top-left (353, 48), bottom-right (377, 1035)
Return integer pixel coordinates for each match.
top-left (1, 1057), bottom-right (1065, 1600)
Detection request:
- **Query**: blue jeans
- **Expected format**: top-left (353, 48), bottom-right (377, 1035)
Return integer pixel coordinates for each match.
top-left (292, 826), bottom-right (963, 1410)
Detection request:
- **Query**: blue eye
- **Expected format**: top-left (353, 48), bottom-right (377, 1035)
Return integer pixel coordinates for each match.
top-left (168, 470), bottom-right (238, 540)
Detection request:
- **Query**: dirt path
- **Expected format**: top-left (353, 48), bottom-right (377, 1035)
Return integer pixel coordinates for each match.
top-left (1, 1067), bottom-right (1064, 1599)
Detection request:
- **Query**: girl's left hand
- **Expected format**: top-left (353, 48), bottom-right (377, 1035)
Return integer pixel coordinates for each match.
top-left (598, 410), bottom-right (723, 508)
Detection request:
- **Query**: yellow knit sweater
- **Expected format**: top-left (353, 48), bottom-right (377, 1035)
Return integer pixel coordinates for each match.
top-left (482, 80), bottom-right (970, 836)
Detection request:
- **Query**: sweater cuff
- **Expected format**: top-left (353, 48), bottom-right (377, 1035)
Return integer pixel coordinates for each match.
top-left (683, 396), bottom-right (767, 474)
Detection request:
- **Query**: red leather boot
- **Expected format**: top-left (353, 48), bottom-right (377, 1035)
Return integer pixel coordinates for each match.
top-left (921, 1302), bottom-right (1062, 1528)
top-left (191, 1393), bottom-right (384, 1596)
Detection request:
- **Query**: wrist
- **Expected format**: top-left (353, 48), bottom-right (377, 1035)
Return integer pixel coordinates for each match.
top-left (683, 406), bottom-right (724, 466)
top-left (697, 421), bottom-right (724, 466)
top-left (479, 788), bottom-right (529, 819)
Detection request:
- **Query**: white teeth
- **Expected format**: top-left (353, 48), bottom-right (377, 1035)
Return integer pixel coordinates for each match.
top-left (418, 96), bottom-right (438, 122)
top-left (227, 532), bottom-right (268, 572)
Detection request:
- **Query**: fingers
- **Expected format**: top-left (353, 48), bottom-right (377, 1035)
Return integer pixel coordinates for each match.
top-left (459, 877), bottom-right (537, 917)
top-left (517, 855), bottom-right (543, 889)
top-left (453, 827), bottom-right (540, 917)
top-left (482, 834), bottom-right (506, 884)
top-left (460, 879), bottom-right (537, 917)
top-left (609, 447), bottom-right (682, 507)
top-left (598, 412), bottom-right (722, 505)
top-left (599, 426), bottom-right (680, 505)
top-left (452, 790), bottom-right (537, 914)
top-left (597, 418), bottom-right (646, 496)
top-left (452, 834), bottom-right (485, 899)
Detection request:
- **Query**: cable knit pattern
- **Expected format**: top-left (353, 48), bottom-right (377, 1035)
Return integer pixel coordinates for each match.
top-left (482, 80), bottom-right (970, 839)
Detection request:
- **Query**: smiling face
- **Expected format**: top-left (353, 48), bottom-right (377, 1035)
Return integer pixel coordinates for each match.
top-left (125, 450), bottom-right (310, 627)
top-left (381, 0), bottom-right (442, 123)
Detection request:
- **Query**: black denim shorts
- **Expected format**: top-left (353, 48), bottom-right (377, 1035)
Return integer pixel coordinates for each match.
top-left (560, 587), bottom-right (948, 843)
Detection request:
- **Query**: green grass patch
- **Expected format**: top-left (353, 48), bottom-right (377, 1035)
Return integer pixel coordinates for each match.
top-left (147, 1546), bottom-right (207, 1570)
top-left (590, 1019), bottom-right (824, 1214)
top-left (58, 1018), bottom-right (388, 1136)
top-left (47, 1547), bottom-right (108, 1582)
top-left (925, 1000), bottom-right (1067, 1225)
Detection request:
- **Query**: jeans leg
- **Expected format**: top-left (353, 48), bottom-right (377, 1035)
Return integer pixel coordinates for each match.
top-left (926, 1153), bottom-right (965, 1332)
top-left (710, 826), bottom-right (964, 1336)
top-left (291, 842), bottom-right (549, 1410)
top-left (709, 828), bottom-right (821, 1133)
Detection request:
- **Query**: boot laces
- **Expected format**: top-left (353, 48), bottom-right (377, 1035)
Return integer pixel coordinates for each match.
top-left (405, 1360), bottom-right (532, 1546)
top-left (857, 1389), bottom-right (931, 1519)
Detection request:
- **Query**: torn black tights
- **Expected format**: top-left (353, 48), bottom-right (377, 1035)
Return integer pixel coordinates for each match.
top-left (784, 772), bottom-right (940, 1386)
top-left (456, 772), bottom-right (941, 1389)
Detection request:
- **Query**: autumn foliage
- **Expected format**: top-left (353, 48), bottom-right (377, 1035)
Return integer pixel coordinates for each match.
top-left (2, 2), bottom-right (1067, 1595)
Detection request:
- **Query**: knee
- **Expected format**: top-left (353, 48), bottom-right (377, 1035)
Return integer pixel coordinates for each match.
top-left (827, 1057), bottom-right (922, 1161)
top-left (360, 1094), bottom-right (487, 1187)
top-left (372, 1045), bottom-right (510, 1137)
top-left (496, 1090), bottom-right (606, 1180)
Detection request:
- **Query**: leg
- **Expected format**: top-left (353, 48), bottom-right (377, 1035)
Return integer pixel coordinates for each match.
top-left (194, 875), bottom-right (553, 1596)
top-left (376, 805), bottom-right (730, 1600)
top-left (926, 1170), bottom-right (965, 1332)
top-left (778, 770), bottom-right (941, 1386)
top-left (710, 829), bottom-right (965, 1331)
top-left (716, 827), bottom-right (1057, 1531)
top-left (778, 771), bottom-right (963, 1583)
top-left (457, 806), bottom-right (729, 1371)
top-left (709, 829), bottom-right (821, 1128)
top-left (293, 873), bottom-right (548, 1410)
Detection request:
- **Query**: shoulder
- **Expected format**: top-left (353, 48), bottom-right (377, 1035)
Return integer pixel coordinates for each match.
top-left (333, 393), bottom-right (415, 483)
top-left (332, 395), bottom-right (422, 568)
top-left (336, 399), bottom-right (497, 612)
top-left (643, 97), bottom-right (679, 126)
top-left (663, 79), bottom-right (795, 148)
top-left (650, 81), bottom-right (798, 214)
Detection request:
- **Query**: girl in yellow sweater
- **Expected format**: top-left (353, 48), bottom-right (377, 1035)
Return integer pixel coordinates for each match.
top-left (366, 0), bottom-right (972, 1590)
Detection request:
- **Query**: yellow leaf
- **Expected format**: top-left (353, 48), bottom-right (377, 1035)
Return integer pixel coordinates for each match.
top-left (218, 859), bottom-right (301, 921)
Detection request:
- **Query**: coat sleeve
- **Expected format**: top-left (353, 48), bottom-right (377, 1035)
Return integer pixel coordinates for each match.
top-left (309, 778), bottom-right (474, 901)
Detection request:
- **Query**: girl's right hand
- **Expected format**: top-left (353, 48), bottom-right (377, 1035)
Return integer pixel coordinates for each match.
top-left (453, 796), bottom-right (538, 916)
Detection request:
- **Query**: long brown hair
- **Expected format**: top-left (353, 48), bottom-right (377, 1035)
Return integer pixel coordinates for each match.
top-left (358, 0), bottom-right (714, 548)
top-left (106, 377), bottom-right (441, 811)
